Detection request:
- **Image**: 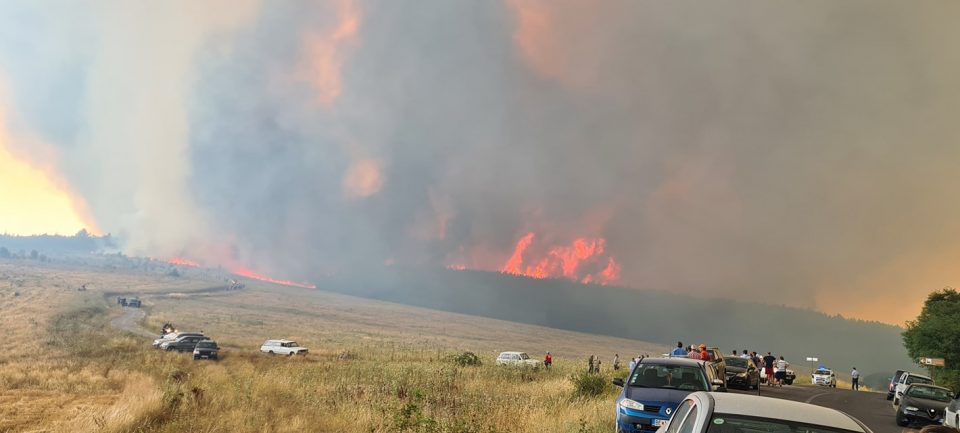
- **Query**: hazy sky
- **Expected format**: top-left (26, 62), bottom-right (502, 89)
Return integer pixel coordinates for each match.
top-left (0, 0), bottom-right (958, 325)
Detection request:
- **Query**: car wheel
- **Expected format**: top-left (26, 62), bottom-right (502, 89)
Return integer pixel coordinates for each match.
top-left (268, 351), bottom-right (274, 355)
top-left (895, 411), bottom-right (908, 427)
top-left (287, 352), bottom-right (293, 357)
top-left (893, 398), bottom-right (899, 406)
top-left (165, 346), bottom-right (174, 351)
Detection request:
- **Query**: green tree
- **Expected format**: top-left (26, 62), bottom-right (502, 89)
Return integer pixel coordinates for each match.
top-left (902, 288), bottom-right (960, 392)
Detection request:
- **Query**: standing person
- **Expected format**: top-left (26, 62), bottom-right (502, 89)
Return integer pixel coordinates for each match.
top-left (613, 354), bottom-right (621, 371)
top-left (671, 341), bottom-right (686, 356)
top-left (687, 346), bottom-right (700, 359)
top-left (628, 356), bottom-right (637, 373)
top-left (699, 344), bottom-right (711, 361)
top-left (741, 350), bottom-right (750, 359)
top-left (588, 355), bottom-right (595, 373)
top-left (775, 356), bottom-right (789, 387)
top-left (762, 352), bottom-right (776, 386)
top-left (751, 352), bottom-right (761, 368)
top-left (544, 352), bottom-right (553, 369)
top-left (851, 367), bottom-right (860, 390)
top-left (596, 357), bottom-right (602, 373)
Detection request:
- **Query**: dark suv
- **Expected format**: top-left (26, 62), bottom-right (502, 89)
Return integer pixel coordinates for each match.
top-left (193, 340), bottom-right (220, 360)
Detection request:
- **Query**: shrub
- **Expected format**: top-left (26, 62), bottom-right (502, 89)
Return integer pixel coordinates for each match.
top-left (570, 372), bottom-right (608, 398)
top-left (450, 351), bottom-right (482, 367)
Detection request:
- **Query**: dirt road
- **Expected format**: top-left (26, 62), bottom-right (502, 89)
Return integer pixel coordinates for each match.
top-left (110, 306), bottom-right (154, 338)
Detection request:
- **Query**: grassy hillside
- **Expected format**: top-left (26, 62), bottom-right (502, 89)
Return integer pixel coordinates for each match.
top-left (316, 267), bottom-right (913, 379)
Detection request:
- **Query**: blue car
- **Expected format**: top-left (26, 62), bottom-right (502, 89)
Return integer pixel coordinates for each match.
top-left (612, 357), bottom-right (726, 433)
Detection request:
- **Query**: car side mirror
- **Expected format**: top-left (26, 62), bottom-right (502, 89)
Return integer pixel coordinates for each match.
top-left (612, 378), bottom-right (625, 387)
top-left (712, 379), bottom-right (727, 392)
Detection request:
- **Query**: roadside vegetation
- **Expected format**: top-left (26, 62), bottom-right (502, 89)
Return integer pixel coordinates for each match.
top-left (903, 288), bottom-right (960, 391)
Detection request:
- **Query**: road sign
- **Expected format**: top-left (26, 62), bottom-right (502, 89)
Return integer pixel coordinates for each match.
top-left (919, 357), bottom-right (946, 367)
top-left (806, 357), bottom-right (819, 362)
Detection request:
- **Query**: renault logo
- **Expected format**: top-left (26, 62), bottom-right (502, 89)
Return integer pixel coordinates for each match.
top-left (666, 408), bottom-right (673, 415)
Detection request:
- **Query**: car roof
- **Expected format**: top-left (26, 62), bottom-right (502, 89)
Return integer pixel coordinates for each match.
top-left (704, 393), bottom-right (867, 432)
top-left (905, 372), bottom-right (933, 380)
top-left (640, 357), bottom-right (706, 367)
top-left (266, 339), bottom-right (296, 343)
top-left (498, 351), bottom-right (525, 355)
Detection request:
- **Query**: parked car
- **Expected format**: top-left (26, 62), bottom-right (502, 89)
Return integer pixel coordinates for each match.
top-left (887, 370), bottom-right (907, 400)
top-left (612, 357), bottom-right (726, 433)
top-left (722, 357), bottom-right (759, 391)
top-left (945, 390), bottom-right (960, 429)
top-left (894, 384), bottom-right (954, 427)
top-left (893, 372), bottom-right (934, 406)
top-left (655, 392), bottom-right (872, 433)
top-left (126, 298), bottom-right (141, 308)
top-left (193, 340), bottom-right (220, 360)
top-left (153, 332), bottom-right (204, 349)
top-left (495, 351), bottom-right (540, 367)
top-left (160, 335), bottom-right (205, 352)
top-left (706, 348), bottom-right (727, 379)
top-left (117, 296), bottom-right (126, 306)
top-left (260, 339), bottom-right (308, 356)
top-left (783, 369), bottom-right (796, 385)
top-left (812, 368), bottom-right (837, 387)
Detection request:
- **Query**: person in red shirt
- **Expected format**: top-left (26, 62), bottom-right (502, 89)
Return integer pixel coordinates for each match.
top-left (544, 352), bottom-right (553, 369)
top-left (699, 344), bottom-right (711, 361)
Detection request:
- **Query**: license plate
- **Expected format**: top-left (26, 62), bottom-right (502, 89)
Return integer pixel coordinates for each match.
top-left (655, 420), bottom-right (668, 427)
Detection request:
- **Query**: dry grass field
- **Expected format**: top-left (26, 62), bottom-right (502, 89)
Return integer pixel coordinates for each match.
top-left (0, 261), bottom-right (666, 433)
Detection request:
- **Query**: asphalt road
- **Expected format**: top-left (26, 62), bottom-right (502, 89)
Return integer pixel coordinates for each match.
top-left (729, 384), bottom-right (914, 433)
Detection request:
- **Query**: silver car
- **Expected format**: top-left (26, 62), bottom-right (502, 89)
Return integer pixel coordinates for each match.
top-left (656, 392), bottom-right (872, 433)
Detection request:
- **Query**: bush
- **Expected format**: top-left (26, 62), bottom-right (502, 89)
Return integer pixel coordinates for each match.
top-left (570, 372), bottom-right (609, 398)
top-left (450, 351), bottom-right (482, 367)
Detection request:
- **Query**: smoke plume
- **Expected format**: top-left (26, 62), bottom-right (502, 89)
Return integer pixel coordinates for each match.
top-left (0, 1), bottom-right (958, 323)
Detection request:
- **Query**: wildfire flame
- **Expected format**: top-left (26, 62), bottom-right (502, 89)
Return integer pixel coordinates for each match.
top-left (230, 265), bottom-right (317, 289)
top-left (163, 256), bottom-right (316, 289)
top-left (499, 232), bottom-right (621, 285)
top-left (167, 257), bottom-right (200, 268)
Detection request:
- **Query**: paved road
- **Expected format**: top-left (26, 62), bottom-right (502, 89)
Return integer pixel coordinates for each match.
top-left (729, 384), bottom-right (914, 433)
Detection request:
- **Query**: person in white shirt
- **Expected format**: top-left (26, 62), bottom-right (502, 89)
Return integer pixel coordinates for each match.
top-left (851, 367), bottom-right (860, 390)
top-left (774, 356), bottom-right (789, 387)
top-left (740, 350), bottom-right (750, 359)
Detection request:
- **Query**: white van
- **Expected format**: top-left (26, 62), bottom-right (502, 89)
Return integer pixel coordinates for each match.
top-left (260, 339), bottom-right (309, 356)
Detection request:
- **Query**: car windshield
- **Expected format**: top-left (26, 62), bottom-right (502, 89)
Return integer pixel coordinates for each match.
top-left (519, 353), bottom-right (529, 360)
top-left (197, 342), bottom-right (217, 348)
top-left (906, 376), bottom-right (933, 385)
top-left (707, 414), bottom-right (858, 433)
top-left (628, 364), bottom-right (706, 391)
top-left (725, 358), bottom-right (748, 368)
top-left (907, 386), bottom-right (952, 402)
top-left (282, 342), bottom-right (299, 347)
top-left (815, 369), bottom-right (831, 375)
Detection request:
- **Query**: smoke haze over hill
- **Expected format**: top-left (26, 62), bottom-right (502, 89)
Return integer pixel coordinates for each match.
top-left (0, 1), bottom-right (959, 323)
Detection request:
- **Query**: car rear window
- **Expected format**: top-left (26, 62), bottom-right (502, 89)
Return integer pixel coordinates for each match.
top-left (906, 375), bottom-right (933, 385)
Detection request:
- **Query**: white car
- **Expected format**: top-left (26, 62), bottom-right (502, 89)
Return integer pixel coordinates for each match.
top-left (656, 392), bottom-right (872, 433)
top-left (812, 368), bottom-right (837, 387)
top-left (495, 351), bottom-right (541, 367)
top-left (892, 372), bottom-right (934, 406)
top-left (946, 392), bottom-right (960, 429)
top-left (260, 339), bottom-right (308, 356)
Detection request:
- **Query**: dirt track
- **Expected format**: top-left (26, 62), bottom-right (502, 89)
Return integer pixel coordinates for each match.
top-left (110, 306), bottom-right (154, 338)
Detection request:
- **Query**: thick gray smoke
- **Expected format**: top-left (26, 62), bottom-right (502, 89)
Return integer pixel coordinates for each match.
top-left (1, 1), bottom-right (958, 323)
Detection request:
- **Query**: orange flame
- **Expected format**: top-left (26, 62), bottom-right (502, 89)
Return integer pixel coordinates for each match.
top-left (498, 232), bottom-right (621, 285)
top-left (167, 257), bottom-right (201, 268)
top-left (230, 265), bottom-right (317, 289)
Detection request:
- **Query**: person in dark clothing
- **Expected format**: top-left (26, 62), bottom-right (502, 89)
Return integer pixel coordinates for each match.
top-left (762, 352), bottom-right (776, 386)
